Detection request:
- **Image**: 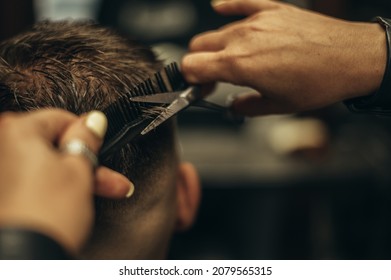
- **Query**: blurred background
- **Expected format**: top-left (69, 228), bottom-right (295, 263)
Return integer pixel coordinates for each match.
top-left (2, 0), bottom-right (391, 259)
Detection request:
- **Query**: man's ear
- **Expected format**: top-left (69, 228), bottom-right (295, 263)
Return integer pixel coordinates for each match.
top-left (175, 162), bottom-right (201, 231)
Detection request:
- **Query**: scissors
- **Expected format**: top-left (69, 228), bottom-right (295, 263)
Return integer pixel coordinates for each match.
top-left (130, 85), bottom-right (230, 135)
top-left (99, 85), bottom-right (241, 160)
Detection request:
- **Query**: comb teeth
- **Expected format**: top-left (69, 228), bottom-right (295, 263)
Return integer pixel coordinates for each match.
top-left (103, 62), bottom-right (188, 144)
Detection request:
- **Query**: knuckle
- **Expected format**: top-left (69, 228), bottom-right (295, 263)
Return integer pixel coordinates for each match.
top-left (63, 157), bottom-right (92, 183)
top-left (189, 34), bottom-right (205, 51)
top-left (251, 12), bottom-right (265, 22)
top-left (229, 24), bottom-right (250, 38)
top-left (218, 50), bottom-right (235, 66)
top-left (217, 51), bottom-right (243, 84)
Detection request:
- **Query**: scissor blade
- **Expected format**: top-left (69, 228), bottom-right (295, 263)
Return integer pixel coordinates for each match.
top-left (141, 97), bottom-right (190, 135)
top-left (130, 91), bottom-right (181, 104)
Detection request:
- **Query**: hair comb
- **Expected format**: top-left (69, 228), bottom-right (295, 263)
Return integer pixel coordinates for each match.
top-left (99, 62), bottom-right (236, 161)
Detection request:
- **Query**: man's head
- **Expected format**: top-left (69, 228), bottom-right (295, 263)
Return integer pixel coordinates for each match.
top-left (0, 21), bottom-right (200, 259)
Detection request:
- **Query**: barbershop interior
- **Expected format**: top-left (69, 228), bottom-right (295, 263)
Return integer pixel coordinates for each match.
top-left (2, 0), bottom-right (391, 259)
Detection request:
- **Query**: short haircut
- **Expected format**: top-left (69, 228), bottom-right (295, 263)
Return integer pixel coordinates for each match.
top-left (0, 21), bottom-right (178, 216)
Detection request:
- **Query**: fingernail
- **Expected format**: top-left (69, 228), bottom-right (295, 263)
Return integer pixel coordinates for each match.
top-left (211, 0), bottom-right (227, 7)
top-left (126, 182), bottom-right (135, 198)
top-left (85, 111), bottom-right (108, 139)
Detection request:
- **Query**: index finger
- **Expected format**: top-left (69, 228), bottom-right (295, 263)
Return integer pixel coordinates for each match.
top-left (182, 52), bottom-right (231, 84)
top-left (212, 0), bottom-right (279, 16)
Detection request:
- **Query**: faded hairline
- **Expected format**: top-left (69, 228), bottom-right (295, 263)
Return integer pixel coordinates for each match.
top-left (0, 21), bottom-right (178, 210)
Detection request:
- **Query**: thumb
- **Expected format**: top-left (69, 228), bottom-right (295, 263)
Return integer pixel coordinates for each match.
top-left (211, 0), bottom-right (279, 16)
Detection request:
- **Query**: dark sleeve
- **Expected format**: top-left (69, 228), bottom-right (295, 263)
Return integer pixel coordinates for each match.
top-left (0, 228), bottom-right (72, 260)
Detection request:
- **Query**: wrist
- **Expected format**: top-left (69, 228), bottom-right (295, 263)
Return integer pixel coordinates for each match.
top-left (361, 23), bottom-right (387, 96)
top-left (343, 21), bottom-right (386, 99)
top-left (344, 17), bottom-right (391, 114)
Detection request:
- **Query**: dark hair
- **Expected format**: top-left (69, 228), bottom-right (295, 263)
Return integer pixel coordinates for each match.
top-left (0, 21), bottom-right (178, 212)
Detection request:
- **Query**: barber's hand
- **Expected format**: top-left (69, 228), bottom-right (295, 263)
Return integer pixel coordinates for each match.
top-left (0, 109), bottom-right (132, 254)
top-left (182, 0), bottom-right (386, 116)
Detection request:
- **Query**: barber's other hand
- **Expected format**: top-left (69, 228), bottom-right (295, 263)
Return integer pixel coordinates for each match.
top-left (182, 0), bottom-right (386, 116)
top-left (0, 109), bottom-right (131, 254)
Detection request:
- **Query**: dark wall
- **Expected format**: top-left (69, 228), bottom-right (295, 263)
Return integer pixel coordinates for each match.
top-left (0, 0), bottom-right (35, 41)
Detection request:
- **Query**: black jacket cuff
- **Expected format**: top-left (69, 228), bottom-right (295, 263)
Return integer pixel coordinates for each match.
top-left (0, 228), bottom-right (72, 260)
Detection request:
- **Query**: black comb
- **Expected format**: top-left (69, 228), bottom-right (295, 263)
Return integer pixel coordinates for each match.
top-left (99, 62), bottom-right (187, 161)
